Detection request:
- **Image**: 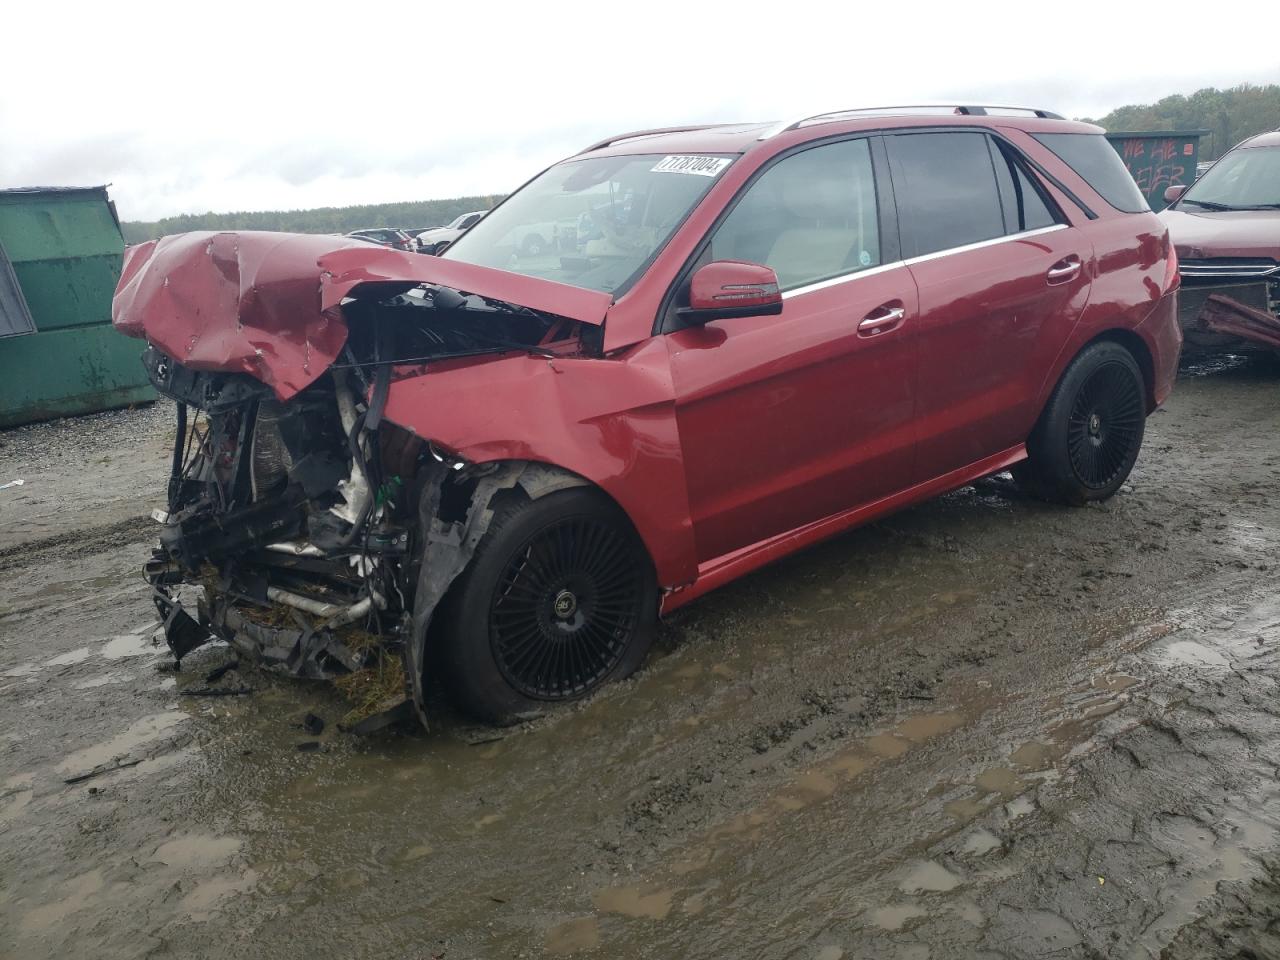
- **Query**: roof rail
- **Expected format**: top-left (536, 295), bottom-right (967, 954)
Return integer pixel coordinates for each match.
top-left (577, 123), bottom-right (738, 154)
top-left (757, 104), bottom-right (1066, 140)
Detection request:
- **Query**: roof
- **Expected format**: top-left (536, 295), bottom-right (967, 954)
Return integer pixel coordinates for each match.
top-left (580, 109), bottom-right (1096, 159)
top-left (1240, 131), bottom-right (1280, 149)
top-left (0, 185), bottom-right (111, 198)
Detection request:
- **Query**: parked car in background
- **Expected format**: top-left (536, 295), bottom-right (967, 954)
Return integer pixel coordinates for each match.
top-left (416, 211), bottom-right (487, 254)
top-left (115, 104), bottom-right (1180, 727)
top-left (345, 228), bottom-right (416, 252)
top-left (1160, 130), bottom-right (1280, 353)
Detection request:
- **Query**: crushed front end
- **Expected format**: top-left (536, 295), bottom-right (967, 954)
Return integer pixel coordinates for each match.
top-left (116, 231), bottom-right (608, 731)
top-left (144, 345), bottom-right (428, 730)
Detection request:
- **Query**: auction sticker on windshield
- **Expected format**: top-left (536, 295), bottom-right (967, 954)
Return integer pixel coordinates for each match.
top-left (651, 155), bottom-right (732, 177)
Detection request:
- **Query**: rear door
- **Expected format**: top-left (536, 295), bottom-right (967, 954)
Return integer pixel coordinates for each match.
top-left (665, 136), bottom-right (920, 563)
top-left (886, 130), bottom-right (1091, 478)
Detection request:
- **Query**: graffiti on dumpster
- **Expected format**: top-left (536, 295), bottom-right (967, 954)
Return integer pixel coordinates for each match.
top-left (1108, 133), bottom-right (1204, 212)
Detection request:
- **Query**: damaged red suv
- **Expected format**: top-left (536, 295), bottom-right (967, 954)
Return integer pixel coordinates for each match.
top-left (1159, 130), bottom-right (1280, 353)
top-left (114, 105), bottom-right (1181, 727)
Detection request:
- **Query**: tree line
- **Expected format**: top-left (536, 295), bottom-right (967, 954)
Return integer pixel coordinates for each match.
top-left (121, 194), bottom-right (505, 245)
top-left (1084, 83), bottom-right (1280, 159)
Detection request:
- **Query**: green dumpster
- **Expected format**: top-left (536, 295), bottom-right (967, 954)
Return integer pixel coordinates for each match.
top-left (0, 186), bottom-right (154, 428)
top-left (1105, 130), bottom-right (1210, 212)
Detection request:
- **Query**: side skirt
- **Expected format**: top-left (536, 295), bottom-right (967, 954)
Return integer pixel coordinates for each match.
top-left (660, 444), bottom-right (1027, 615)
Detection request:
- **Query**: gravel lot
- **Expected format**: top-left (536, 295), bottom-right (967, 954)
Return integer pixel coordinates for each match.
top-left (2, 358), bottom-right (1279, 960)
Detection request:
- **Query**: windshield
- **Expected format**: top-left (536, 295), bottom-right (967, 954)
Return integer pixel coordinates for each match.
top-left (443, 153), bottom-right (735, 293)
top-left (1180, 145), bottom-right (1280, 209)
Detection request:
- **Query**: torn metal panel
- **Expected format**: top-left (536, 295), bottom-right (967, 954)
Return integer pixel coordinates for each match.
top-left (1199, 294), bottom-right (1280, 351)
top-left (404, 461), bottom-right (589, 729)
top-left (113, 232), bottom-right (358, 401)
top-left (112, 231), bottom-right (615, 402)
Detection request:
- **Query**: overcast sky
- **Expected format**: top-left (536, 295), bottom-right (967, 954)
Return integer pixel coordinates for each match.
top-left (3, 1), bottom-right (1277, 223)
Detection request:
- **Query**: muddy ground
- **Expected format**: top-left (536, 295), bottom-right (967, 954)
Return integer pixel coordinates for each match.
top-left (3, 358), bottom-right (1280, 960)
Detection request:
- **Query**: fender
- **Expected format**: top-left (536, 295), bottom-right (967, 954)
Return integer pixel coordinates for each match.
top-left (380, 336), bottom-right (699, 590)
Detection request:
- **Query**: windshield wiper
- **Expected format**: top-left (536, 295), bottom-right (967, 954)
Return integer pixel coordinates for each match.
top-left (1235, 203), bottom-right (1280, 210)
top-left (1180, 199), bottom-right (1237, 211)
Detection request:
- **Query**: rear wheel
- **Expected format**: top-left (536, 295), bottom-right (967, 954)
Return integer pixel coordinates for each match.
top-left (1015, 340), bottom-right (1146, 505)
top-left (437, 489), bottom-right (657, 723)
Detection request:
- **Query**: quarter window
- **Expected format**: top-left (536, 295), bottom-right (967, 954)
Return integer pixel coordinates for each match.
top-left (708, 139), bottom-right (881, 291)
top-left (1032, 132), bottom-right (1150, 214)
top-left (888, 132), bottom-right (1006, 258)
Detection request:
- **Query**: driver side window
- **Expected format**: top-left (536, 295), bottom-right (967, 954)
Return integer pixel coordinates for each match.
top-left (710, 138), bottom-right (881, 291)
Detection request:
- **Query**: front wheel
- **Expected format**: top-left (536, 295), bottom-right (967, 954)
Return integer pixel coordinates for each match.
top-left (436, 489), bottom-right (657, 723)
top-left (1015, 340), bottom-right (1147, 505)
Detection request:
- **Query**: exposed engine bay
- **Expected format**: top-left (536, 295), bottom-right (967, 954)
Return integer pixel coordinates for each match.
top-left (143, 279), bottom-right (597, 732)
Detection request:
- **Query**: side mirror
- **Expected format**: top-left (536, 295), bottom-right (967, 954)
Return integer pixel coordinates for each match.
top-left (1164, 185), bottom-right (1188, 205)
top-left (678, 260), bottom-right (783, 325)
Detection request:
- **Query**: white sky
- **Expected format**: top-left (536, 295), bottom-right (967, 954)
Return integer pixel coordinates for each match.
top-left (3, 1), bottom-right (1277, 222)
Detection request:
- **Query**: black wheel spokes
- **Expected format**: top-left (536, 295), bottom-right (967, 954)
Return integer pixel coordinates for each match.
top-left (490, 517), bottom-right (641, 700)
top-left (1067, 361), bottom-right (1143, 489)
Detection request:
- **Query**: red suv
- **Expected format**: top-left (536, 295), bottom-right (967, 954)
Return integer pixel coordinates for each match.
top-left (114, 104), bottom-right (1181, 726)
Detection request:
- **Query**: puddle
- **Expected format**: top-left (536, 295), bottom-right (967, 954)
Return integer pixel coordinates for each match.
top-left (70, 672), bottom-right (129, 689)
top-left (180, 869), bottom-right (258, 921)
top-left (960, 828), bottom-right (1002, 857)
top-left (866, 733), bottom-right (911, 758)
top-left (56, 711), bottom-right (189, 776)
top-left (871, 903), bottom-right (928, 930)
top-left (899, 860), bottom-right (962, 893)
top-left (545, 917), bottom-right (600, 954)
top-left (20, 869), bottom-right (105, 932)
top-left (101, 632), bottom-right (161, 660)
top-left (1005, 796), bottom-right (1036, 819)
top-left (1009, 740), bottom-right (1059, 771)
top-left (896, 711), bottom-right (965, 742)
top-left (150, 835), bottom-right (241, 868)
top-left (593, 884), bottom-right (674, 920)
top-left (45, 647), bottom-right (93, 667)
top-left (1158, 639), bottom-right (1231, 670)
top-left (974, 767), bottom-right (1024, 798)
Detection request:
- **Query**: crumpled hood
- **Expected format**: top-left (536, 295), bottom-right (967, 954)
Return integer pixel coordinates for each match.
top-left (113, 231), bottom-right (612, 400)
top-left (1159, 208), bottom-right (1280, 260)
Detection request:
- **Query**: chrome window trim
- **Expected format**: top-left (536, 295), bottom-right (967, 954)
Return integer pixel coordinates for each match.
top-left (903, 224), bottom-right (1067, 267)
top-left (781, 224), bottom-right (1068, 300)
top-left (1178, 263), bottom-right (1279, 279)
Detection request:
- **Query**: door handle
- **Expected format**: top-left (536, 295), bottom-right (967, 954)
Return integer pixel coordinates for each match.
top-left (858, 302), bottom-right (906, 338)
top-left (1046, 256), bottom-right (1082, 285)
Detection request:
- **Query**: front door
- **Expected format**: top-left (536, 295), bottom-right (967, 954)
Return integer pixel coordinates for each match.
top-left (665, 137), bottom-right (920, 564)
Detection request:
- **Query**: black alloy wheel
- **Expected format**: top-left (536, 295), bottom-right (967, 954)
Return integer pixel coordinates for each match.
top-left (436, 488), bottom-right (657, 723)
top-left (490, 517), bottom-right (641, 699)
top-left (1015, 339), bottom-right (1147, 505)
top-left (1065, 359), bottom-right (1145, 490)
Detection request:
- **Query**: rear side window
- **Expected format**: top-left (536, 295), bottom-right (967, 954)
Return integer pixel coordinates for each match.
top-left (887, 132), bottom-right (1006, 258)
top-left (989, 141), bottom-right (1060, 233)
top-left (1033, 133), bottom-right (1149, 213)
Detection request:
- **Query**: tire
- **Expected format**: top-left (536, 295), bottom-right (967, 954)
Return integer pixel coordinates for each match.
top-left (1015, 340), bottom-right (1146, 506)
top-left (436, 488), bottom-right (658, 723)
top-left (520, 233), bottom-right (546, 257)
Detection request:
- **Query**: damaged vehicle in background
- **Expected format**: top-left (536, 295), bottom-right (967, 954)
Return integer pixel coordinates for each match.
top-left (1159, 130), bottom-right (1280, 353)
top-left (114, 105), bottom-right (1180, 731)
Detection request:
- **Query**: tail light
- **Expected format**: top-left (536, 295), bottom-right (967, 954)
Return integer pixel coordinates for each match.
top-left (1163, 238), bottom-right (1180, 294)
